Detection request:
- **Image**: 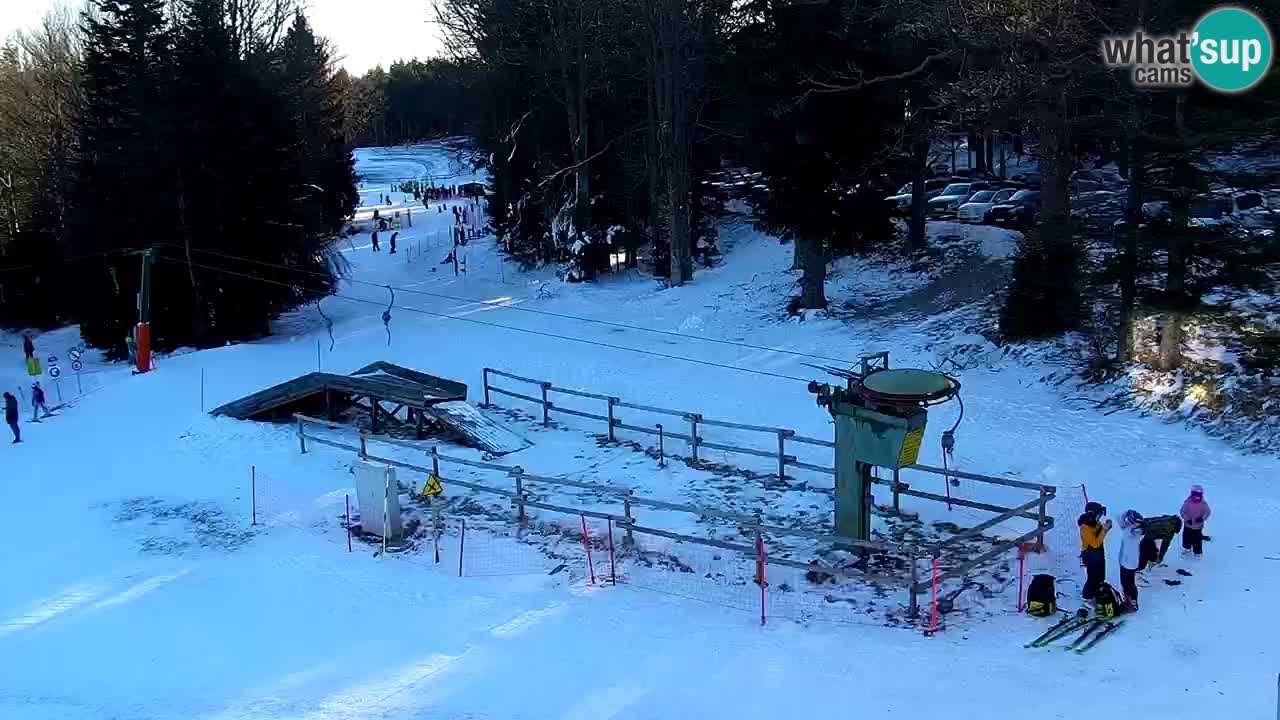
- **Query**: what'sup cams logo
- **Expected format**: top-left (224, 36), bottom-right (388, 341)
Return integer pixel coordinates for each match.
top-left (1101, 6), bottom-right (1273, 92)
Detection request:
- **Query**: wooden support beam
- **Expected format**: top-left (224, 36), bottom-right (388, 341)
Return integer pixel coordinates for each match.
top-left (325, 389), bottom-right (335, 421)
top-left (415, 408), bottom-right (425, 440)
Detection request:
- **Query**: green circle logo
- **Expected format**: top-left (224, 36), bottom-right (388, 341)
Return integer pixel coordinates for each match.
top-left (1192, 7), bottom-right (1273, 92)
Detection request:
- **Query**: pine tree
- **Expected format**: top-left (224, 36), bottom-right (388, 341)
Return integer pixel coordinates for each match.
top-left (71, 0), bottom-right (174, 354)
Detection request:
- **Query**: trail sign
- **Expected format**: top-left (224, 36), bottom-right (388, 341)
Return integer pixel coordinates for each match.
top-left (423, 474), bottom-right (444, 498)
top-left (47, 355), bottom-right (60, 379)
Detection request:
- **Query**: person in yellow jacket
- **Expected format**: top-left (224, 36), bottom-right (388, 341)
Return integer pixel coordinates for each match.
top-left (1078, 501), bottom-right (1112, 600)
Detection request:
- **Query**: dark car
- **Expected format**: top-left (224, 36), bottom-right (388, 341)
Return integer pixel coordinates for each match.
top-left (990, 190), bottom-right (1040, 226)
top-left (1071, 190), bottom-right (1128, 236)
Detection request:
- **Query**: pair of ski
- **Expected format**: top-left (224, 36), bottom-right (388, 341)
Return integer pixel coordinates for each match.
top-left (1026, 614), bottom-right (1124, 653)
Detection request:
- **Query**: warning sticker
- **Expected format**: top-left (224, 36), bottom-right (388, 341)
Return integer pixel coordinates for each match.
top-left (422, 474), bottom-right (444, 497)
top-left (897, 428), bottom-right (924, 467)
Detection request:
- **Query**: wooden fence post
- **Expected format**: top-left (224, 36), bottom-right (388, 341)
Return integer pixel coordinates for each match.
top-left (482, 368), bottom-right (491, 406)
top-left (431, 446), bottom-right (440, 478)
top-left (774, 431), bottom-right (784, 478)
top-left (1036, 486), bottom-right (1048, 552)
top-left (540, 382), bottom-right (550, 426)
top-left (688, 413), bottom-right (700, 463)
top-left (607, 397), bottom-right (618, 442)
top-left (656, 424), bottom-right (666, 468)
top-left (622, 492), bottom-right (635, 547)
top-left (297, 417), bottom-right (306, 454)
top-left (893, 467), bottom-right (902, 514)
top-left (514, 473), bottom-right (526, 523)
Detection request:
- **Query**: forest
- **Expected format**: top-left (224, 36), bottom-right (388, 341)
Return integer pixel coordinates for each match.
top-left (2, 0), bottom-right (1280, 375)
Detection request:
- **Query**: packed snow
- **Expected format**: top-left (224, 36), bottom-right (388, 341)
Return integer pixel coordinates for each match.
top-left (1, 142), bottom-right (1277, 719)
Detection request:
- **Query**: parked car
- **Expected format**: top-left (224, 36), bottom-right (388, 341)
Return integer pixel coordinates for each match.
top-left (1125, 190), bottom-right (1273, 232)
top-left (928, 182), bottom-right (991, 217)
top-left (957, 188), bottom-right (1017, 224)
top-left (885, 179), bottom-right (950, 212)
top-left (1009, 172), bottom-right (1041, 188)
top-left (1071, 190), bottom-right (1128, 235)
top-left (989, 189), bottom-right (1040, 225)
top-left (1070, 169), bottom-right (1127, 195)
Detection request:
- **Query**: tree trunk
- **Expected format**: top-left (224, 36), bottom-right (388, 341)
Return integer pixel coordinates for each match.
top-left (985, 130), bottom-right (995, 174)
top-left (1117, 0), bottom-right (1149, 364)
top-left (1159, 94), bottom-right (1190, 372)
top-left (972, 130), bottom-right (985, 173)
top-left (798, 236), bottom-right (827, 310)
top-left (908, 124), bottom-right (929, 252)
top-left (1037, 73), bottom-right (1072, 249)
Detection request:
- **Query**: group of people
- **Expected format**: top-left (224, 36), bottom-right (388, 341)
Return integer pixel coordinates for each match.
top-left (1077, 484), bottom-right (1212, 613)
top-left (8, 334), bottom-right (53, 443)
top-left (369, 210), bottom-right (400, 254)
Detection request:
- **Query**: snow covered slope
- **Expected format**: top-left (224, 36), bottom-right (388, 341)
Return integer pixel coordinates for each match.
top-left (1, 143), bottom-right (1277, 719)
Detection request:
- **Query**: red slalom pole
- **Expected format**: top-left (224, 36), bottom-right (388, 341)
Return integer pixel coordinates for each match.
top-left (580, 515), bottom-right (595, 585)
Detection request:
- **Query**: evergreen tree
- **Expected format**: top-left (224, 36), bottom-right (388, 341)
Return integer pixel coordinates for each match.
top-left (71, 0), bottom-right (174, 353)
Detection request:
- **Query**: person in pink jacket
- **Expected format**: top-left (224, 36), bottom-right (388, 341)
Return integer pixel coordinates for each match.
top-left (1179, 484), bottom-right (1211, 556)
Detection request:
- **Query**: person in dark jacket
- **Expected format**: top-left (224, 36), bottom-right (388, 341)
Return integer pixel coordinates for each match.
top-left (4, 392), bottom-right (19, 443)
top-left (371, 230), bottom-right (380, 252)
top-left (1078, 501), bottom-right (1112, 600)
top-left (31, 381), bottom-right (51, 421)
top-left (389, 232), bottom-right (398, 254)
top-left (23, 334), bottom-right (35, 360)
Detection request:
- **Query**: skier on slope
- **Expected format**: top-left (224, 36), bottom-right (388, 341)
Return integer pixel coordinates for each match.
top-left (389, 232), bottom-right (398, 254)
top-left (30, 381), bottom-right (51, 422)
top-left (1078, 501), bottom-right (1111, 600)
top-left (371, 230), bottom-right (380, 252)
top-left (1137, 513), bottom-right (1181, 573)
top-left (23, 334), bottom-right (35, 361)
top-left (4, 392), bottom-right (19, 443)
top-left (1117, 510), bottom-right (1143, 612)
top-left (1179, 485), bottom-right (1211, 557)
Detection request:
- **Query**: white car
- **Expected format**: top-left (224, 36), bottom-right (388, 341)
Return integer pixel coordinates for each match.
top-left (956, 188), bottom-right (1016, 224)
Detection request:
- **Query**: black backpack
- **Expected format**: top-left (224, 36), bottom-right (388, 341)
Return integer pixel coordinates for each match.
top-left (1026, 574), bottom-right (1057, 617)
top-left (1140, 514), bottom-right (1182, 540)
top-left (1095, 581), bottom-right (1122, 619)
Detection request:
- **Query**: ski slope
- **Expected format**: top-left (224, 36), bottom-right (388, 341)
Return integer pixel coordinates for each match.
top-left (1, 142), bottom-right (1277, 719)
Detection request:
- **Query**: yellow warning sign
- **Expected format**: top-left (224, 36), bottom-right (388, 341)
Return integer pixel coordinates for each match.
top-left (422, 474), bottom-right (444, 498)
top-left (897, 429), bottom-right (924, 467)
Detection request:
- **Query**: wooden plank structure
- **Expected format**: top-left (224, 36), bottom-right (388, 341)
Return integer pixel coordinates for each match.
top-left (209, 362), bottom-right (531, 455)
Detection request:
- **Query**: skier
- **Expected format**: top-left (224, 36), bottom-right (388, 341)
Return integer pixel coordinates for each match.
top-left (4, 392), bottom-right (19, 443)
top-left (1078, 501), bottom-right (1111, 600)
top-left (23, 334), bottom-right (34, 361)
top-left (389, 232), bottom-right (398, 254)
top-left (371, 230), bottom-right (380, 252)
top-left (30, 381), bottom-right (51, 422)
top-left (1137, 513), bottom-right (1181, 571)
top-left (1117, 510), bottom-right (1143, 611)
top-left (1179, 485), bottom-right (1211, 557)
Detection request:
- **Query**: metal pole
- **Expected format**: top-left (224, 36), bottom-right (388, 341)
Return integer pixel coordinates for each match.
top-left (482, 369), bottom-right (490, 406)
top-left (607, 397), bottom-right (617, 442)
top-left (514, 474), bottom-right (526, 523)
top-left (431, 496), bottom-right (440, 563)
top-left (431, 446), bottom-right (440, 477)
top-left (345, 494), bottom-right (352, 552)
top-left (908, 553), bottom-right (919, 617)
top-left (458, 519), bottom-right (466, 577)
top-left (76, 368), bottom-right (82, 395)
top-left (540, 382), bottom-right (550, 426)
top-left (893, 467), bottom-right (901, 514)
top-left (200, 368), bottom-right (205, 412)
top-left (54, 378), bottom-right (62, 404)
top-left (251, 465), bottom-right (257, 526)
top-left (297, 416), bottom-right (306, 453)
top-left (607, 518), bottom-right (617, 584)
top-left (316, 339), bottom-right (321, 371)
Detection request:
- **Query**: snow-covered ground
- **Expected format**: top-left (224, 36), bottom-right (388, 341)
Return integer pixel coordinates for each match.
top-left (2, 143), bottom-right (1278, 719)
